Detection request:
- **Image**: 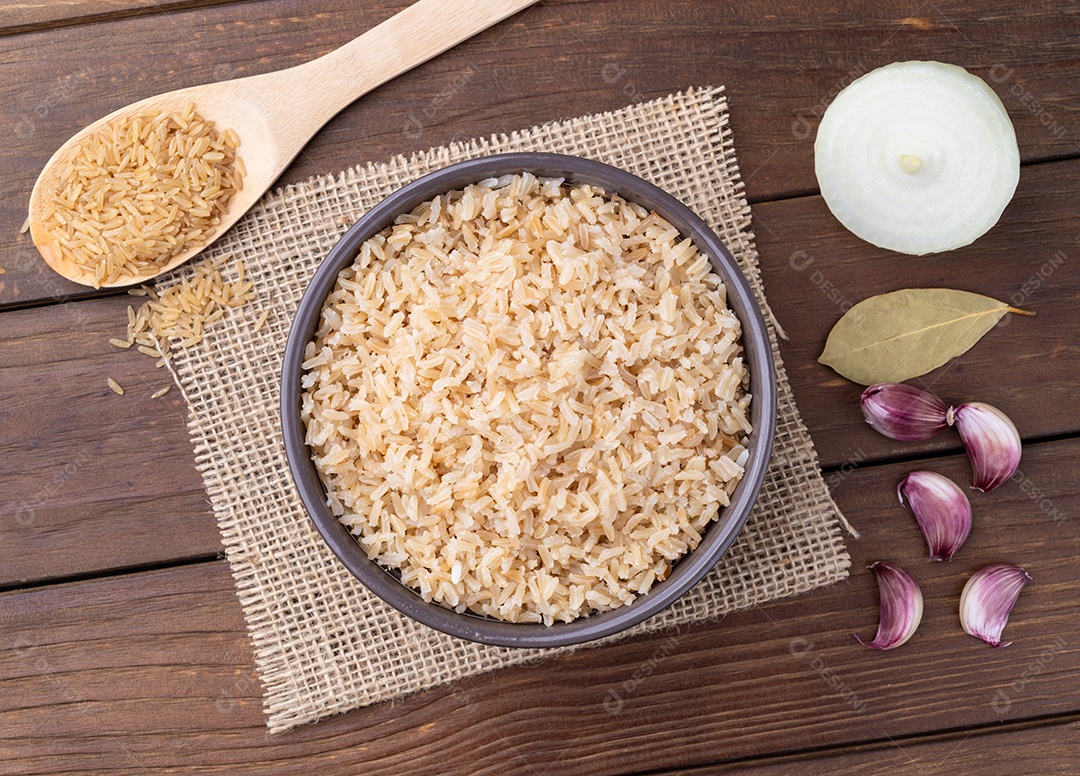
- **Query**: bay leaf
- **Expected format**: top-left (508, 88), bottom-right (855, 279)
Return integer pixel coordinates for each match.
top-left (819, 288), bottom-right (1028, 385)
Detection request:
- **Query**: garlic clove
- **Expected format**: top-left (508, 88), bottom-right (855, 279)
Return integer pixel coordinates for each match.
top-left (898, 471), bottom-right (972, 561)
top-left (861, 383), bottom-right (950, 441)
top-left (855, 562), bottom-right (924, 650)
top-left (960, 564), bottom-right (1031, 648)
top-left (949, 402), bottom-right (1022, 491)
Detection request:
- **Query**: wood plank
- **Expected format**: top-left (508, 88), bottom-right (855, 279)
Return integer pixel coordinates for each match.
top-left (683, 716), bottom-right (1080, 774)
top-left (754, 155), bottom-right (1080, 470)
top-left (2, 161), bottom-right (1077, 586)
top-left (0, 0), bottom-right (255, 37)
top-left (5, 0), bottom-right (1080, 305)
top-left (2, 0), bottom-right (420, 308)
top-left (0, 294), bottom-right (219, 587)
top-left (1, 439), bottom-right (1076, 773)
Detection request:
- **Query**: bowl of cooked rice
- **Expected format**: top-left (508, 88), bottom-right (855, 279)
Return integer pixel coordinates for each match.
top-left (282, 153), bottom-right (776, 648)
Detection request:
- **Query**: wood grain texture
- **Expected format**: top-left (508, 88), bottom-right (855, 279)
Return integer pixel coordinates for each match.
top-left (1, 441), bottom-right (1076, 773)
top-left (755, 156), bottom-right (1080, 469)
top-left (0, 295), bottom-right (218, 588)
top-left (25, 0), bottom-right (540, 290)
top-left (677, 716), bottom-right (1080, 774)
top-left (4, 0), bottom-right (1080, 305)
top-left (3, 162), bottom-right (1075, 587)
top-left (0, 1), bottom-right (270, 37)
top-left (4, 1), bottom-right (1080, 770)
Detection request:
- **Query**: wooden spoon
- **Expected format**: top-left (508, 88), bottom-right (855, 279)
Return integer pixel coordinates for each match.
top-left (28, 0), bottom-right (537, 288)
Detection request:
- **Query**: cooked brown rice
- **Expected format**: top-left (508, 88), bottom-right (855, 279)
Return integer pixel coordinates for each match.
top-left (301, 174), bottom-right (752, 625)
top-left (39, 102), bottom-right (243, 288)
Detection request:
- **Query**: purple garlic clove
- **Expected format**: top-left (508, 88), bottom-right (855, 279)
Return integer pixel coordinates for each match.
top-left (949, 402), bottom-right (1022, 491)
top-left (960, 564), bottom-right (1032, 648)
top-left (861, 383), bottom-right (950, 441)
top-left (898, 471), bottom-right (972, 561)
top-left (855, 562), bottom-right (924, 650)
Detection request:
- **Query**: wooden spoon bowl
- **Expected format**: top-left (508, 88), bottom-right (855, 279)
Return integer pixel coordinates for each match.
top-left (28, 0), bottom-right (537, 288)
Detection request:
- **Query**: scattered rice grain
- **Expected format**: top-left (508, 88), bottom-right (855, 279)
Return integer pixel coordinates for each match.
top-left (107, 378), bottom-right (124, 395)
top-left (151, 386), bottom-right (172, 399)
top-left (119, 252), bottom-right (255, 364)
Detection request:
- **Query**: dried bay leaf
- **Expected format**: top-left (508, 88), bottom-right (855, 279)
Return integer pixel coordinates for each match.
top-left (819, 288), bottom-right (1031, 385)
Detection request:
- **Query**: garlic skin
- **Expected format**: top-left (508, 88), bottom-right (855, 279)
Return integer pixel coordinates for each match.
top-left (898, 471), bottom-right (972, 561)
top-left (855, 562), bottom-right (924, 650)
top-left (949, 402), bottom-right (1022, 491)
top-left (861, 383), bottom-right (950, 441)
top-left (960, 564), bottom-right (1031, 648)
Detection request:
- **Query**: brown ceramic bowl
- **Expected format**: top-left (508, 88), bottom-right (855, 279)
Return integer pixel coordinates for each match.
top-left (282, 153), bottom-right (776, 648)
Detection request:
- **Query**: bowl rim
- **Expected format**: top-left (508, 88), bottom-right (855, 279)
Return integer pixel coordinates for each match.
top-left (281, 152), bottom-right (777, 648)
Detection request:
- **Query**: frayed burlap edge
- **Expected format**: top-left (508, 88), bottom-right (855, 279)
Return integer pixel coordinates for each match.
top-left (160, 86), bottom-right (850, 733)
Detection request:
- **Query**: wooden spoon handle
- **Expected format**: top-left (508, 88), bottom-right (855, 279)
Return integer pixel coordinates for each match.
top-left (280, 0), bottom-right (538, 140)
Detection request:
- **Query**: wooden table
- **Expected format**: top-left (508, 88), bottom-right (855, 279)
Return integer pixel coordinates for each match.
top-left (3, 1), bottom-right (1078, 772)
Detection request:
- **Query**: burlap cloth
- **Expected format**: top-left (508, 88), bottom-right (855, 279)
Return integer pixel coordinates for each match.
top-left (161, 86), bottom-right (851, 733)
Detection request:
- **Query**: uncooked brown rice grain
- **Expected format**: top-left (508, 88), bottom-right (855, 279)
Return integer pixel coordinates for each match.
top-left (39, 103), bottom-right (243, 288)
top-left (120, 253), bottom-right (254, 365)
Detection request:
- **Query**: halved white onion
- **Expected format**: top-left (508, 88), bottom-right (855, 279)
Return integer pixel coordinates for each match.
top-left (814, 61), bottom-right (1020, 256)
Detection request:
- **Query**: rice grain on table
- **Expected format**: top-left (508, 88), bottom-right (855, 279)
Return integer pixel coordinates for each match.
top-left (39, 102), bottom-right (243, 288)
top-left (124, 254), bottom-right (255, 364)
top-left (301, 174), bottom-right (753, 625)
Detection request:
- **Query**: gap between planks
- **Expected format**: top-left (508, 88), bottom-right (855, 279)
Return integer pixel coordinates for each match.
top-left (0, 0), bottom-right (261, 39)
top-left (647, 709), bottom-right (1080, 775)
